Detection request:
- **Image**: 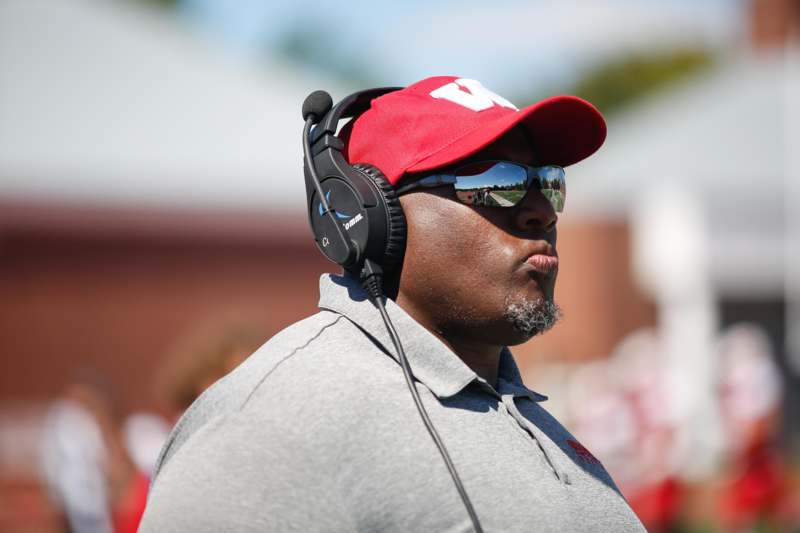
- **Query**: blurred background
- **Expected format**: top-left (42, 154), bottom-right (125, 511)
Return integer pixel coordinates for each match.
top-left (1, 0), bottom-right (798, 531)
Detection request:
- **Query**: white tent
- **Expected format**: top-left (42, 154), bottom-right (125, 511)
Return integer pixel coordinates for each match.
top-left (0, 0), bottom-right (353, 213)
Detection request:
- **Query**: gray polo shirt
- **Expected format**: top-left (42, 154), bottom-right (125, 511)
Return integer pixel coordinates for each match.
top-left (140, 274), bottom-right (645, 532)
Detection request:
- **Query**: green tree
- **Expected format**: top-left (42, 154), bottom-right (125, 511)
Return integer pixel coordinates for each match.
top-left (570, 48), bottom-right (715, 116)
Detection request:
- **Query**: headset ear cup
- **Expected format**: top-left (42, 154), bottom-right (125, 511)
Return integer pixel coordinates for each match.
top-left (351, 163), bottom-right (406, 271)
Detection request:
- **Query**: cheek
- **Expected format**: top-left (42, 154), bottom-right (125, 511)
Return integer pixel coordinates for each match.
top-left (403, 199), bottom-right (515, 301)
top-left (403, 201), bottom-right (459, 276)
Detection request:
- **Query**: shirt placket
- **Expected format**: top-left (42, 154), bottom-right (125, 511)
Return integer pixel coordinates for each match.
top-left (499, 393), bottom-right (570, 485)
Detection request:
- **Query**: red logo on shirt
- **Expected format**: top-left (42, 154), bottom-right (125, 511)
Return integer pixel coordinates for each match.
top-left (567, 439), bottom-right (600, 466)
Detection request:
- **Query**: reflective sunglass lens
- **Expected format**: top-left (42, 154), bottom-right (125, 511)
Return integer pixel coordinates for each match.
top-left (536, 166), bottom-right (565, 213)
top-left (453, 161), bottom-right (528, 207)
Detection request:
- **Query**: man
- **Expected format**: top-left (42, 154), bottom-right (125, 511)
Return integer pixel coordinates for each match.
top-left (140, 76), bottom-right (645, 532)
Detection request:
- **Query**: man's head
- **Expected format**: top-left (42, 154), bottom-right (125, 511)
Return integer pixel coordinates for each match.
top-left (394, 127), bottom-right (562, 346)
top-left (345, 76), bottom-right (606, 346)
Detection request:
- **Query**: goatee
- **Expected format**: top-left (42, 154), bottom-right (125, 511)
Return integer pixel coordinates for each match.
top-left (503, 298), bottom-right (562, 338)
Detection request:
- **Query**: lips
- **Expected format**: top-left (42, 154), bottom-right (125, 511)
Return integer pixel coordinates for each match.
top-left (524, 253), bottom-right (559, 274)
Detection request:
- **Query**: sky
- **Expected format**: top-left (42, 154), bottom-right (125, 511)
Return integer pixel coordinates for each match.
top-left (179, 0), bottom-right (744, 98)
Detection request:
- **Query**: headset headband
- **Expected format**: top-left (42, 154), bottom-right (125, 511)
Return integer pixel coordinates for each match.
top-left (310, 87), bottom-right (401, 145)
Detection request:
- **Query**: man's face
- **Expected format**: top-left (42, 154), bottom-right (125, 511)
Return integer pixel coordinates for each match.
top-left (396, 128), bottom-right (561, 347)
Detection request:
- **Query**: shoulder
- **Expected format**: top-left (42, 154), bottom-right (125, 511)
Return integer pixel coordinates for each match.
top-left (150, 309), bottom-right (396, 480)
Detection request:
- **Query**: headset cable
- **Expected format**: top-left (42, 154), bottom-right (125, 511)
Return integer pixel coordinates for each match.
top-left (361, 260), bottom-right (484, 533)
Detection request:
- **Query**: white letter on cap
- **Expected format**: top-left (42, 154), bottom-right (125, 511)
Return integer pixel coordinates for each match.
top-left (429, 78), bottom-right (518, 112)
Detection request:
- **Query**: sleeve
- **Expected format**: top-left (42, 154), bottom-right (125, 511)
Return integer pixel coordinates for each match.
top-left (138, 411), bottom-right (356, 533)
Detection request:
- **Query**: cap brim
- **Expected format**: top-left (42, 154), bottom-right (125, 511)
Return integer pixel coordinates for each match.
top-left (405, 96), bottom-right (606, 174)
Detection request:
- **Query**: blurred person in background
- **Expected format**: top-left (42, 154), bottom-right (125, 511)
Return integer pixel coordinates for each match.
top-left (38, 370), bottom-right (144, 533)
top-left (715, 323), bottom-right (796, 531)
top-left (607, 330), bottom-right (682, 532)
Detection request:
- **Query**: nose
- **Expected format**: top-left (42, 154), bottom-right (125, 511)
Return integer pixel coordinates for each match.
top-left (513, 190), bottom-right (558, 233)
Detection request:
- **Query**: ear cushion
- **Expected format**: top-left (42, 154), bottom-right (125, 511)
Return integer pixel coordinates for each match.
top-left (352, 163), bottom-right (407, 270)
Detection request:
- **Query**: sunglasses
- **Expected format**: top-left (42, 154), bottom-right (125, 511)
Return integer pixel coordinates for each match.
top-left (395, 160), bottom-right (566, 213)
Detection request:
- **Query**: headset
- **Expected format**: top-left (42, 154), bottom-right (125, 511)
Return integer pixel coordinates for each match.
top-left (301, 89), bottom-right (484, 533)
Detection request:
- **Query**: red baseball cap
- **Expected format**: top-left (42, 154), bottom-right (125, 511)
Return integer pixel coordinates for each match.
top-left (344, 76), bottom-right (606, 186)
